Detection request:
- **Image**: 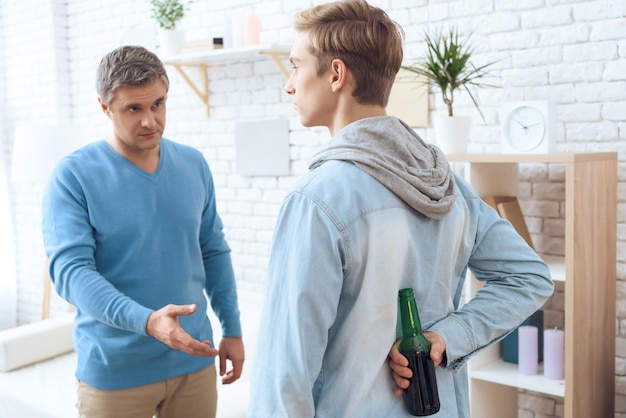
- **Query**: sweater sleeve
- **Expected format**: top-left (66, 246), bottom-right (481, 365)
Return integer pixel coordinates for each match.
top-left (42, 162), bottom-right (153, 335)
top-left (200, 163), bottom-right (242, 338)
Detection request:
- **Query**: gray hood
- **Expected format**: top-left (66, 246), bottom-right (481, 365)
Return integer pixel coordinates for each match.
top-left (309, 116), bottom-right (456, 220)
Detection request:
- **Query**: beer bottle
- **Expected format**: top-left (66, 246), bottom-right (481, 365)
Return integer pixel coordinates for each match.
top-left (398, 288), bottom-right (440, 416)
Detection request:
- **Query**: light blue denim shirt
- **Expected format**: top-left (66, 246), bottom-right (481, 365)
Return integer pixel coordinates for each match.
top-left (248, 118), bottom-right (553, 418)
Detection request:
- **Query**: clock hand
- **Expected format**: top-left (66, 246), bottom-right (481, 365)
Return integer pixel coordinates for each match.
top-left (515, 120), bottom-right (531, 135)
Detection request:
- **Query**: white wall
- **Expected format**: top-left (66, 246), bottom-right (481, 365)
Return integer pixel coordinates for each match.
top-left (1, 0), bottom-right (624, 416)
top-left (0, 144), bottom-right (17, 331)
top-left (0, 3), bottom-right (16, 330)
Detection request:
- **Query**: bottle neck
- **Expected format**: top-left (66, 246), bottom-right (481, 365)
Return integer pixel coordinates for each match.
top-left (399, 289), bottom-right (423, 337)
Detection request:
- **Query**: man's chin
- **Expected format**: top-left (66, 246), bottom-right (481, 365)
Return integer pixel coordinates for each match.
top-left (298, 117), bottom-right (318, 128)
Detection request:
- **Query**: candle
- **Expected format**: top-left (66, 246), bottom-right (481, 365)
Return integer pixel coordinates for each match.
top-left (228, 15), bottom-right (244, 48)
top-left (242, 14), bottom-right (260, 46)
top-left (223, 17), bottom-right (234, 49)
top-left (518, 325), bottom-right (538, 375)
top-left (544, 328), bottom-right (564, 379)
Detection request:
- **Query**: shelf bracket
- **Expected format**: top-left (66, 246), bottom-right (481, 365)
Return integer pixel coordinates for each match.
top-left (260, 50), bottom-right (291, 79)
top-left (165, 46), bottom-right (290, 118)
top-left (170, 63), bottom-right (210, 117)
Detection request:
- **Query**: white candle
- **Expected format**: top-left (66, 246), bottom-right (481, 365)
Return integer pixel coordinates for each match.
top-left (544, 328), bottom-right (564, 379)
top-left (229, 15), bottom-right (244, 48)
top-left (518, 325), bottom-right (538, 375)
top-left (223, 17), bottom-right (234, 48)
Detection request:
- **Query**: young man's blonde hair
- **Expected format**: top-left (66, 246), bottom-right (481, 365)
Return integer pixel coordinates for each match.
top-left (294, 0), bottom-right (404, 107)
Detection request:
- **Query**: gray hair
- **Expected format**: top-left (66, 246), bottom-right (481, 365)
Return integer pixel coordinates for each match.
top-left (96, 45), bottom-right (170, 105)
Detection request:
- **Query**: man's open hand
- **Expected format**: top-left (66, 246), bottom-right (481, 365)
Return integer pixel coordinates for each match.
top-left (146, 304), bottom-right (219, 357)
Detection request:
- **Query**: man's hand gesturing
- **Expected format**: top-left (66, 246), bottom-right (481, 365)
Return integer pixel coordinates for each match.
top-left (146, 304), bottom-right (219, 357)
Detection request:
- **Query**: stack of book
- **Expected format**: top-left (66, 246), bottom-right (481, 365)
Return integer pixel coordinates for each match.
top-left (179, 38), bottom-right (223, 54)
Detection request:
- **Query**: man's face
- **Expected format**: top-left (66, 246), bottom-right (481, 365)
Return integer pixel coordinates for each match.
top-left (99, 80), bottom-right (167, 155)
top-left (285, 32), bottom-right (337, 129)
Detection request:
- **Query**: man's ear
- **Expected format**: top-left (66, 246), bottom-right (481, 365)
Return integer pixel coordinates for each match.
top-left (98, 97), bottom-right (112, 119)
top-left (329, 59), bottom-right (349, 93)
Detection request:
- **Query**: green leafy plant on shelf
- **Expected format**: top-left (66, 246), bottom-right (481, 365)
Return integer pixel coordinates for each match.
top-left (149, 0), bottom-right (193, 31)
top-left (402, 27), bottom-right (498, 123)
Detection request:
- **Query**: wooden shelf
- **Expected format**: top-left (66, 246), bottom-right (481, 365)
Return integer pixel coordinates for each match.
top-left (446, 152), bottom-right (617, 164)
top-left (542, 255), bottom-right (565, 282)
top-left (162, 44), bottom-right (291, 116)
top-left (471, 359), bottom-right (565, 397)
top-left (457, 152), bottom-right (617, 418)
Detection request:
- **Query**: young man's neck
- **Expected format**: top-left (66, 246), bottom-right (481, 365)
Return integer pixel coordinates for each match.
top-left (329, 104), bottom-right (387, 136)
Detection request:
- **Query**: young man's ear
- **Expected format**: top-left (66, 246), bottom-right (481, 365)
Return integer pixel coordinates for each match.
top-left (329, 58), bottom-right (349, 93)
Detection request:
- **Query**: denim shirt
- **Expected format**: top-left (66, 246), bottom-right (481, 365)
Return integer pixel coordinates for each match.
top-left (247, 160), bottom-right (553, 418)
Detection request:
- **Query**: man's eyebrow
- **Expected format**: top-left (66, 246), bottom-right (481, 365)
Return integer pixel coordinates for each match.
top-left (123, 102), bottom-right (140, 110)
top-left (123, 96), bottom-right (165, 109)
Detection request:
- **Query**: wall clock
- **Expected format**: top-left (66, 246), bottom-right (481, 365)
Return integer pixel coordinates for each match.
top-left (501, 101), bottom-right (556, 154)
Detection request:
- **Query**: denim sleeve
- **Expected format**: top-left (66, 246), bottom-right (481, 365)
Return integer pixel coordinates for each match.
top-left (247, 190), bottom-right (345, 418)
top-left (429, 196), bottom-right (554, 372)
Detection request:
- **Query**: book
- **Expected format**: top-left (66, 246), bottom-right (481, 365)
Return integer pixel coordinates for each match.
top-left (179, 38), bottom-right (223, 54)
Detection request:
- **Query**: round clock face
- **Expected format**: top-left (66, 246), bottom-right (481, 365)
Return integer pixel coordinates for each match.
top-left (504, 105), bottom-right (546, 151)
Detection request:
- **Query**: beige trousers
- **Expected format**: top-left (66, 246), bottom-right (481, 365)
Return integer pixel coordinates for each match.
top-left (76, 364), bottom-right (217, 418)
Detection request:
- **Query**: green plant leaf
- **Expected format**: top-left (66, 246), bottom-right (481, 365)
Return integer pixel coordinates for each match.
top-left (149, 0), bottom-right (193, 31)
top-left (402, 27), bottom-right (499, 122)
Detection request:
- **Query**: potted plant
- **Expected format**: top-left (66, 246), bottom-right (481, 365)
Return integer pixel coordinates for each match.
top-left (149, 0), bottom-right (194, 56)
top-left (402, 28), bottom-right (497, 154)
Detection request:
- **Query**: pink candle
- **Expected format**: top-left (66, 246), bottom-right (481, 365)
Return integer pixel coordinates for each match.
top-left (242, 14), bottom-right (260, 46)
top-left (518, 325), bottom-right (538, 375)
top-left (544, 328), bottom-right (564, 379)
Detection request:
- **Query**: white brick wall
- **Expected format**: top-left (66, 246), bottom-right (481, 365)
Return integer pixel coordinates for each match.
top-left (1, 0), bottom-right (624, 416)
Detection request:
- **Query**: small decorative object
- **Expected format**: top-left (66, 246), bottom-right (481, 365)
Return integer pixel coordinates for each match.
top-left (242, 14), bottom-right (261, 46)
top-left (402, 28), bottom-right (497, 154)
top-left (500, 310), bottom-right (543, 364)
top-left (543, 328), bottom-right (564, 380)
top-left (501, 100), bottom-right (556, 154)
top-left (223, 17), bottom-right (234, 48)
top-left (518, 325), bottom-right (538, 375)
top-left (149, 0), bottom-right (194, 56)
top-left (212, 37), bottom-right (223, 49)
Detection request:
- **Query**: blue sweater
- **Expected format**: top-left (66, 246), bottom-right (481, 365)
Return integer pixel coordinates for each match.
top-left (42, 138), bottom-right (241, 390)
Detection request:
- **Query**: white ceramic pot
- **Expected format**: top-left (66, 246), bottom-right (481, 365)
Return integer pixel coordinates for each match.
top-left (158, 30), bottom-right (185, 57)
top-left (433, 115), bottom-right (471, 154)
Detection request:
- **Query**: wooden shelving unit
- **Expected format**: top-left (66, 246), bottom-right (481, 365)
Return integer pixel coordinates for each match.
top-left (162, 44), bottom-right (291, 116)
top-left (447, 152), bottom-right (617, 418)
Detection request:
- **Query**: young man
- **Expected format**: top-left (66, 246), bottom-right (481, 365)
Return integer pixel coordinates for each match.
top-left (247, 1), bottom-right (553, 417)
top-left (42, 45), bottom-right (244, 418)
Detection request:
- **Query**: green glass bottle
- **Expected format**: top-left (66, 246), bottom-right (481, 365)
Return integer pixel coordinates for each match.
top-left (398, 288), bottom-right (440, 416)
